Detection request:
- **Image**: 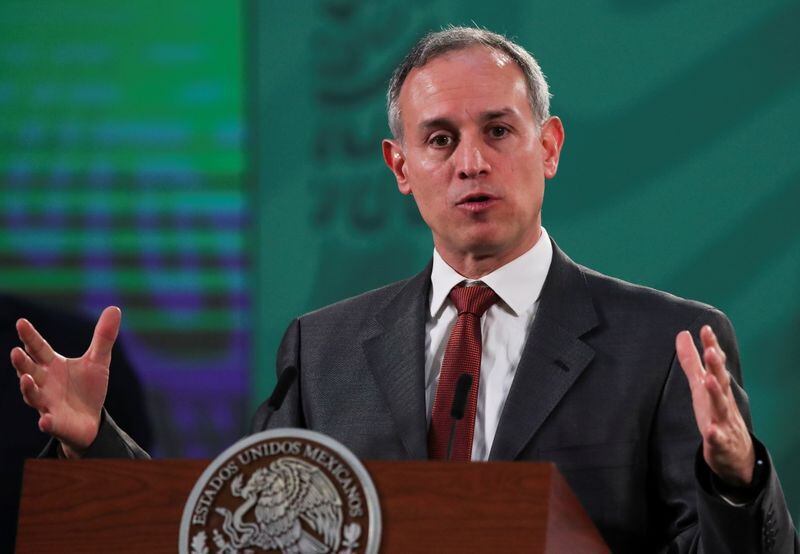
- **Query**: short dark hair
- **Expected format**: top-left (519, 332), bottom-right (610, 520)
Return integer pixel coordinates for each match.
top-left (386, 26), bottom-right (551, 140)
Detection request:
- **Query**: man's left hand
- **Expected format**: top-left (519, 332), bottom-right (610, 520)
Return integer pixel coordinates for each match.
top-left (676, 325), bottom-right (755, 487)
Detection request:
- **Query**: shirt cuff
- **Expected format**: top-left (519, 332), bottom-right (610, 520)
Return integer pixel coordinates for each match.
top-left (696, 435), bottom-right (771, 507)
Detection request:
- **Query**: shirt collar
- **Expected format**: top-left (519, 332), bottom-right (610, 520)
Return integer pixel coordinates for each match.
top-left (429, 227), bottom-right (553, 318)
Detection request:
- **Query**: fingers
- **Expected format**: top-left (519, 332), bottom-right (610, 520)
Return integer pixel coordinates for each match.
top-left (86, 306), bottom-right (122, 365)
top-left (681, 326), bottom-right (754, 485)
top-left (16, 318), bottom-right (56, 365)
top-left (678, 326), bottom-right (734, 427)
top-left (37, 413), bottom-right (67, 447)
top-left (701, 326), bottom-right (731, 392)
top-left (675, 330), bottom-right (704, 389)
top-left (21, 376), bottom-right (57, 435)
top-left (38, 413), bottom-right (55, 435)
top-left (703, 424), bottom-right (731, 458)
top-left (703, 342), bottom-right (731, 391)
top-left (700, 325), bottom-right (727, 364)
top-left (19, 373), bottom-right (47, 412)
top-left (703, 371), bottom-right (729, 419)
top-left (11, 346), bottom-right (40, 380)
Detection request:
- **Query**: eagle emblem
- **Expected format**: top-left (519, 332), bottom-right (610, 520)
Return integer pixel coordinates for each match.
top-left (213, 457), bottom-right (344, 553)
top-left (181, 430), bottom-right (379, 554)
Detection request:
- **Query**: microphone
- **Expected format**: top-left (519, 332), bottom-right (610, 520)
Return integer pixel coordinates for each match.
top-left (446, 373), bottom-right (473, 460)
top-left (258, 366), bottom-right (298, 432)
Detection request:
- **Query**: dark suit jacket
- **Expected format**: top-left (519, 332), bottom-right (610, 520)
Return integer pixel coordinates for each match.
top-left (255, 241), bottom-right (797, 553)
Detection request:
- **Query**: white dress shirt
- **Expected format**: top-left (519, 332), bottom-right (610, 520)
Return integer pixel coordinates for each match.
top-left (425, 228), bottom-right (553, 460)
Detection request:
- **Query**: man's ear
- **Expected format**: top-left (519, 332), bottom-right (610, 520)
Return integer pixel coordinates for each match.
top-left (540, 116), bottom-right (565, 180)
top-left (382, 139), bottom-right (411, 195)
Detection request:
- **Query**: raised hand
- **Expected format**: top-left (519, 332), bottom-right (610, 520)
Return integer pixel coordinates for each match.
top-left (676, 325), bottom-right (755, 487)
top-left (10, 306), bottom-right (121, 458)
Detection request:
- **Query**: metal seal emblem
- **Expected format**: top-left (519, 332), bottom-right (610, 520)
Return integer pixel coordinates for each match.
top-left (179, 429), bottom-right (381, 554)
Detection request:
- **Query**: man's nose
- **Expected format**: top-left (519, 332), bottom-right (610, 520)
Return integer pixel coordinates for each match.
top-left (455, 138), bottom-right (491, 179)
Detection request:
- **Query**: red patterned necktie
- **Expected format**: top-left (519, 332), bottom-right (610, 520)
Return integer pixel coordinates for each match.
top-left (428, 284), bottom-right (499, 460)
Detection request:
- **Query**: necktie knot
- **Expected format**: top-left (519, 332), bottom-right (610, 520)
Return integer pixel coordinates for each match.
top-left (449, 284), bottom-right (498, 317)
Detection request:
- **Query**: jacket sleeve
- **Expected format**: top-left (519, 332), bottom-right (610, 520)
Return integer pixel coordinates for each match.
top-left (39, 408), bottom-right (150, 460)
top-left (649, 308), bottom-right (798, 553)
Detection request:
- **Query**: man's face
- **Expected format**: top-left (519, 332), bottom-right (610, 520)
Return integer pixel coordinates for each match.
top-left (383, 46), bottom-right (564, 271)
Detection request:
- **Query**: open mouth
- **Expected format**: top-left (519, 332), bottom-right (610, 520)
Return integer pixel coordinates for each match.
top-left (457, 193), bottom-right (498, 211)
top-left (461, 194), bottom-right (492, 204)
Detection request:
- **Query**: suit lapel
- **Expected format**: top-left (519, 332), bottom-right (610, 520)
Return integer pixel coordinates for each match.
top-left (490, 242), bottom-right (599, 460)
top-left (361, 263), bottom-right (431, 459)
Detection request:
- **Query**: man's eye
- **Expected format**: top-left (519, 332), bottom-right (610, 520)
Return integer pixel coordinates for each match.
top-left (429, 135), bottom-right (452, 147)
top-left (489, 126), bottom-right (509, 138)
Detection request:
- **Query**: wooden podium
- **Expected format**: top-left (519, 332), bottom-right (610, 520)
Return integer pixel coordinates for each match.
top-left (17, 459), bottom-right (609, 553)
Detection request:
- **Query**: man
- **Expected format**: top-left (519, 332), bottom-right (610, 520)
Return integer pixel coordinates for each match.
top-left (11, 27), bottom-right (798, 552)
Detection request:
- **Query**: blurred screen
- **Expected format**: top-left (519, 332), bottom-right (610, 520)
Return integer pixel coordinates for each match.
top-left (0, 2), bottom-right (247, 456)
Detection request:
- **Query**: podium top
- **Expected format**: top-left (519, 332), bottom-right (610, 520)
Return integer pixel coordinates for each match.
top-left (17, 458), bottom-right (608, 553)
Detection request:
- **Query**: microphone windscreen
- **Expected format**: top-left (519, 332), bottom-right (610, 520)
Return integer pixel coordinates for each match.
top-left (268, 365), bottom-right (297, 410)
top-left (450, 373), bottom-right (473, 420)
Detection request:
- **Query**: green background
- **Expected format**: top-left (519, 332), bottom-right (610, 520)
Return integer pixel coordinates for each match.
top-left (254, 0), bottom-right (799, 520)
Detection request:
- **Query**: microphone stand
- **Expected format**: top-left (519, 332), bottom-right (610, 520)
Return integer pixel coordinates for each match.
top-left (257, 366), bottom-right (298, 432)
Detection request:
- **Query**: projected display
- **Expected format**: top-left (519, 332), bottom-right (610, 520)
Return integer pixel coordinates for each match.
top-left (0, 2), bottom-right (247, 456)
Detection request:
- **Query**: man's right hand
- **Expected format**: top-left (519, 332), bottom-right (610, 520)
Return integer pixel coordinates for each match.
top-left (10, 306), bottom-right (121, 458)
